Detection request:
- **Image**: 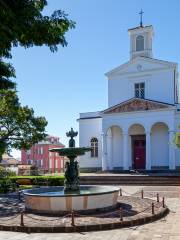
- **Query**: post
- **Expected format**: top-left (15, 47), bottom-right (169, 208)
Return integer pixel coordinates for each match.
top-left (152, 203), bottom-right (154, 215)
top-left (157, 193), bottom-right (159, 202)
top-left (119, 207), bottom-right (123, 221)
top-left (20, 212), bottom-right (24, 226)
top-left (120, 189), bottom-right (122, 196)
top-left (141, 189), bottom-right (144, 199)
top-left (162, 197), bottom-right (165, 208)
top-left (71, 210), bottom-right (75, 226)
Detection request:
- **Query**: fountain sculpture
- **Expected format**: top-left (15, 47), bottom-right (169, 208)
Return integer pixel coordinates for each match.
top-left (50, 128), bottom-right (91, 192)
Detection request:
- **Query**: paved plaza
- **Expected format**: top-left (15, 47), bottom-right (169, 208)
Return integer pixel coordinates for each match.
top-left (0, 185), bottom-right (180, 239)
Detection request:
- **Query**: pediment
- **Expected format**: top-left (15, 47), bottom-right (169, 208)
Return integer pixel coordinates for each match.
top-left (105, 57), bottom-right (177, 78)
top-left (102, 98), bottom-right (174, 114)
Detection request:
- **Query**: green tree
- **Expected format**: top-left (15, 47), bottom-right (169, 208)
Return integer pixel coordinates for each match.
top-left (0, 0), bottom-right (75, 89)
top-left (0, 0), bottom-right (75, 159)
top-left (0, 90), bottom-right (47, 161)
top-left (174, 132), bottom-right (180, 147)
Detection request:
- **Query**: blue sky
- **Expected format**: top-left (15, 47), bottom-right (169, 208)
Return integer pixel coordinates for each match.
top-left (11, 0), bottom-right (180, 157)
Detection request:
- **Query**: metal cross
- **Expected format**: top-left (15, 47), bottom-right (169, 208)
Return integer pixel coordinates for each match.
top-left (139, 9), bottom-right (144, 27)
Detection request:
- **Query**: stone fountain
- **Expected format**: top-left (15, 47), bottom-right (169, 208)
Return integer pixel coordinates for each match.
top-left (24, 128), bottom-right (120, 214)
top-left (51, 127), bottom-right (91, 192)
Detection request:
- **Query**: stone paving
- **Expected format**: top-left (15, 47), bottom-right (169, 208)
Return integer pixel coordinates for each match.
top-left (0, 188), bottom-right (166, 231)
top-left (0, 185), bottom-right (180, 239)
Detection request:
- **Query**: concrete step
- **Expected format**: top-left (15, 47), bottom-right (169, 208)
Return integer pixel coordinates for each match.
top-left (79, 175), bottom-right (180, 186)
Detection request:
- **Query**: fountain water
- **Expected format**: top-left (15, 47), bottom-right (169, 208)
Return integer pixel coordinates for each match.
top-left (24, 128), bottom-right (120, 214)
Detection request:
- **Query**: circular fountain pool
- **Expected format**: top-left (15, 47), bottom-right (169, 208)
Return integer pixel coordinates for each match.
top-left (24, 186), bottom-right (120, 214)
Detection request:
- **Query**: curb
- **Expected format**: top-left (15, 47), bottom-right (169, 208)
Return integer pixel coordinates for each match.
top-left (0, 207), bottom-right (169, 233)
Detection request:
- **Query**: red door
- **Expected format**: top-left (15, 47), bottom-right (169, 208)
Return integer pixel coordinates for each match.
top-left (133, 140), bottom-right (146, 169)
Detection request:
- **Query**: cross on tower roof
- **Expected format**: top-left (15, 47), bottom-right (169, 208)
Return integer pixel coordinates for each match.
top-left (139, 9), bottom-right (144, 27)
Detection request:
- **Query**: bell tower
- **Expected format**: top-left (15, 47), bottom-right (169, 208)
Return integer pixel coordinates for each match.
top-left (128, 11), bottom-right (154, 60)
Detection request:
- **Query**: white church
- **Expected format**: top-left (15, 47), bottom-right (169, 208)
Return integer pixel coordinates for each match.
top-left (78, 22), bottom-right (180, 172)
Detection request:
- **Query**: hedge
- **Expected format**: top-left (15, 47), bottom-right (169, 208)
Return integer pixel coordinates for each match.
top-left (10, 175), bottom-right (65, 186)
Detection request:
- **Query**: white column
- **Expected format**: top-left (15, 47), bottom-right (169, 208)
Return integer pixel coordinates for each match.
top-left (169, 130), bottom-right (176, 170)
top-left (102, 133), bottom-right (108, 171)
top-left (123, 133), bottom-right (129, 170)
top-left (146, 131), bottom-right (151, 170)
top-left (107, 133), bottom-right (113, 170)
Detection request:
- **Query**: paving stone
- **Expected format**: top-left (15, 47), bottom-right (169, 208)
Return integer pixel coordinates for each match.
top-left (0, 186), bottom-right (180, 239)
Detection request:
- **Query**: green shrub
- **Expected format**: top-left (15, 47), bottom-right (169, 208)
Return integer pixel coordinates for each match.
top-left (0, 178), bottom-right (16, 193)
top-left (0, 166), bottom-right (16, 178)
top-left (10, 175), bottom-right (65, 186)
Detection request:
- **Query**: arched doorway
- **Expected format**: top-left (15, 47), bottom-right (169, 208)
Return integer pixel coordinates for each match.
top-left (151, 122), bottom-right (169, 168)
top-left (106, 126), bottom-right (123, 170)
top-left (129, 124), bottom-right (146, 169)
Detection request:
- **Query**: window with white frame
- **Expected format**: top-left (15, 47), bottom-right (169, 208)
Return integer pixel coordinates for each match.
top-left (135, 82), bottom-right (145, 99)
top-left (90, 138), bottom-right (98, 157)
top-left (136, 35), bottom-right (144, 51)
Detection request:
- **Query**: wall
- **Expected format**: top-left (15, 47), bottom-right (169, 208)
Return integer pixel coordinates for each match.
top-left (108, 62), bottom-right (175, 107)
top-left (21, 143), bottom-right (64, 173)
top-left (78, 117), bottom-right (102, 170)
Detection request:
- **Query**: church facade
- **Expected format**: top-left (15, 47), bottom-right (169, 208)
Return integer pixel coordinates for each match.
top-left (78, 24), bottom-right (180, 171)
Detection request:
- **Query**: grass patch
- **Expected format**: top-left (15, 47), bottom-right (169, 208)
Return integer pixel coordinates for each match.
top-left (19, 185), bottom-right (35, 190)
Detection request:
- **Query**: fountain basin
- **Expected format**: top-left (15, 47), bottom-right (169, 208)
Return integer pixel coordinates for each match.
top-left (50, 147), bottom-right (92, 156)
top-left (24, 186), bottom-right (120, 214)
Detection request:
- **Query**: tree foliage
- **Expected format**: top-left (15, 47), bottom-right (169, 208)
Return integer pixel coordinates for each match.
top-left (174, 132), bottom-right (180, 148)
top-left (0, 0), bottom-right (75, 159)
top-left (0, 89), bottom-right (47, 158)
top-left (0, 0), bottom-right (75, 90)
top-left (0, 0), bottom-right (75, 59)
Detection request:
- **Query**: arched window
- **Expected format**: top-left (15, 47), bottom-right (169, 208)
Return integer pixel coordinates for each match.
top-left (136, 35), bottom-right (144, 51)
top-left (90, 138), bottom-right (98, 157)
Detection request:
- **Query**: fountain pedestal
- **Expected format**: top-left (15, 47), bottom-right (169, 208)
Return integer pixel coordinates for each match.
top-left (64, 158), bottom-right (79, 192)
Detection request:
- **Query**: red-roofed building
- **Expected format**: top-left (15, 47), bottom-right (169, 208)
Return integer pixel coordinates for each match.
top-left (21, 135), bottom-right (65, 173)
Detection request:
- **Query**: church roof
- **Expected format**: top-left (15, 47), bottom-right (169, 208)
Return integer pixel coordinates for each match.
top-left (102, 98), bottom-right (175, 114)
top-left (105, 56), bottom-right (177, 78)
top-left (128, 25), bottom-right (153, 31)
